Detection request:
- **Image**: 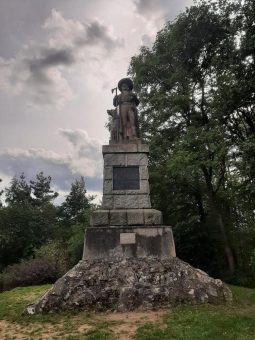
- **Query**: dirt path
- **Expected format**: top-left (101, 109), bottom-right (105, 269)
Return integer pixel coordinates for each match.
top-left (0, 309), bottom-right (166, 339)
top-left (100, 310), bottom-right (166, 340)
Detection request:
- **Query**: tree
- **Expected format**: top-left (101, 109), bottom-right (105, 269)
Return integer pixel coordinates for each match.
top-left (5, 173), bottom-right (31, 205)
top-left (30, 172), bottom-right (58, 206)
top-left (59, 177), bottom-right (91, 226)
top-left (129, 0), bottom-right (255, 280)
top-left (58, 177), bottom-right (92, 263)
top-left (0, 173), bottom-right (59, 270)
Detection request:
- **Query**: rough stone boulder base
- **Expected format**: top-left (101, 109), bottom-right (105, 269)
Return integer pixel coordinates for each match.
top-left (25, 257), bottom-right (232, 314)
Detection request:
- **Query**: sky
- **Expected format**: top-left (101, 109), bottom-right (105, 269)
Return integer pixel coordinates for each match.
top-left (0, 0), bottom-right (193, 204)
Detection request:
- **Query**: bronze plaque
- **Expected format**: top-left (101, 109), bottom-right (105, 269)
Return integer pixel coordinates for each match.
top-left (113, 166), bottom-right (140, 190)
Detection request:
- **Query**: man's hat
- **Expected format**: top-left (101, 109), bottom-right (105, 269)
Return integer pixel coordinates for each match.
top-left (118, 78), bottom-right (134, 91)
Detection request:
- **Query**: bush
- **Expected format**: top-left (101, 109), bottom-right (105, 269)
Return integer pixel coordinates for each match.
top-left (67, 224), bottom-right (85, 266)
top-left (0, 241), bottom-right (69, 292)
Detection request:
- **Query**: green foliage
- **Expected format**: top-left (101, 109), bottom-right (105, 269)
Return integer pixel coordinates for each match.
top-left (5, 173), bottom-right (32, 205)
top-left (0, 257), bottom-right (65, 292)
top-left (59, 177), bottom-right (91, 226)
top-left (0, 173), bottom-right (93, 282)
top-left (30, 172), bottom-right (58, 206)
top-left (0, 200), bottom-right (58, 270)
top-left (66, 224), bottom-right (87, 266)
top-left (0, 202), bottom-right (56, 269)
top-left (129, 0), bottom-right (255, 283)
top-left (0, 241), bottom-right (69, 291)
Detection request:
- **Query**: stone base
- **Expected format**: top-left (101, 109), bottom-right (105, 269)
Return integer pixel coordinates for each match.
top-left (91, 209), bottom-right (163, 227)
top-left (24, 257), bottom-right (232, 314)
top-left (83, 226), bottom-right (176, 260)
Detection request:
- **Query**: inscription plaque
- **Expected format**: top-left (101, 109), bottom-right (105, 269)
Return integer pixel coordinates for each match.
top-left (113, 166), bottom-right (140, 190)
top-left (120, 233), bottom-right (136, 244)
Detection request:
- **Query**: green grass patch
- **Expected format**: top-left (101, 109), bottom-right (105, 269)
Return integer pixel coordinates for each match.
top-left (229, 284), bottom-right (255, 305)
top-left (0, 285), bottom-right (51, 323)
top-left (135, 285), bottom-right (255, 340)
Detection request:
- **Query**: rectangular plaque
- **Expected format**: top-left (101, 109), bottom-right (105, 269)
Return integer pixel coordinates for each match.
top-left (120, 233), bottom-right (136, 244)
top-left (113, 166), bottom-right (140, 190)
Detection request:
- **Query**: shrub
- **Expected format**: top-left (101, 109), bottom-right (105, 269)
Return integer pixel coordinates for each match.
top-left (0, 241), bottom-right (69, 292)
top-left (67, 224), bottom-right (85, 266)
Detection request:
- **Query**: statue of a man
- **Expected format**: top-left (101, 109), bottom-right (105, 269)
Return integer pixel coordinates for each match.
top-left (113, 78), bottom-right (140, 141)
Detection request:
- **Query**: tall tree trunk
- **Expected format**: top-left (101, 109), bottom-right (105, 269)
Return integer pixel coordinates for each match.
top-left (201, 165), bottom-right (235, 275)
top-left (210, 198), bottom-right (235, 275)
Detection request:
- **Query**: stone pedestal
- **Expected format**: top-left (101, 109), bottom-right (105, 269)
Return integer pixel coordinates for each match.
top-left (83, 143), bottom-right (176, 260)
top-left (102, 143), bottom-right (151, 209)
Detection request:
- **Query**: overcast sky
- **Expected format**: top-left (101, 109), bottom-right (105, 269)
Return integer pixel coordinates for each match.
top-left (0, 0), bottom-right (193, 203)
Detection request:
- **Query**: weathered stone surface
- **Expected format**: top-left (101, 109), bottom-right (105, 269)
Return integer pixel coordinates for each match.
top-left (103, 167), bottom-right (112, 180)
top-left (138, 194), bottom-right (151, 209)
top-left (103, 180), bottom-right (113, 194)
top-left (102, 195), bottom-right (114, 209)
top-left (104, 154), bottom-right (125, 166)
top-left (140, 166), bottom-right (149, 180)
top-left (144, 209), bottom-right (162, 225)
top-left (127, 154), bottom-right (148, 166)
top-left (120, 232), bottom-right (136, 244)
top-left (24, 257), bottom-right (232, 314)
top-left (113, 194), bottom-right (151, 209)
top-left (103, 144), bottom-right (138, 154)
top-left (83, 226), bottom-right (175, 259)
top-left (127, 209), bottom-right (144, 225)
top-left (90, 210), bottom-right (109, 226)
top-left (109, 210), bottom-right (127, 225)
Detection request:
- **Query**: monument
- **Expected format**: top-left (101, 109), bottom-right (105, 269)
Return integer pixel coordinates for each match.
top-left (25, 78), bottom-right (232, 314)
top-left (84, 79), bottom-right (176, 260)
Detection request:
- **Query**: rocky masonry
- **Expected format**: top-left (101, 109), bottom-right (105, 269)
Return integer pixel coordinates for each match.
top-left (25, 257), bottom-right (232, 314)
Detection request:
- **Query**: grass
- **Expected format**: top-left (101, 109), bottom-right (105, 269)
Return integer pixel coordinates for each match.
top-left (0, 284), bottom-right (255, 339)
top-left (135, 285), bottom-right (255, 340)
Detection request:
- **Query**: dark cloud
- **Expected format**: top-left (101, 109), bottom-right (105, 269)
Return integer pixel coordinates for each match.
top-left (27, 48), bottom-right (75, 72)
top-left (76, 21), bottom-right (124, 51)
top-left (0, 9), bottom-right (124, 109)
top-left (23, 48), bottom-right (75, 87)
top-left (134, 0), bottom-right (156, 14)
top-left (134, 0), bottom-right (193, 20)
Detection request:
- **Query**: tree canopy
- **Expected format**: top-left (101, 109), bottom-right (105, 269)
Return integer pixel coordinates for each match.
top-left (0, 173), bottom-right (92, 271)
top-left (129, 0), bottom-right (255, 284)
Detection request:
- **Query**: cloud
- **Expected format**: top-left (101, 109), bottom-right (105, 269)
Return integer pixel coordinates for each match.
top-left (44, 9), bottom-right (124, 51)
top-left (27, 48), bottom-right (75, 71)
top-left (133, 0), bottom-right (193, 21)
top-left (0, 129), bottom-right (103, 193)
top-left (0, 9), bottom-right (124, 109)
top-left (134, 0), bottom-right (157, 15)
top-left (76, 21), bottom-right (124, 50)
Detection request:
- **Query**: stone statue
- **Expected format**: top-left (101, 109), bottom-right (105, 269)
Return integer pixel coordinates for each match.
top-left (112, 78), bottom-right (140, 142)
top-left (107, 109), bottom-right (119, 142)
